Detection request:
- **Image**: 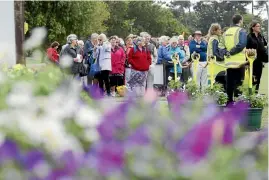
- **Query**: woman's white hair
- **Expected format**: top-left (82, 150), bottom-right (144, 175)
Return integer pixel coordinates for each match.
top-left (140, 32), bottom-right (149, 38)
top-left (159, 36), bottom-right (169, 44)
top-left (98, 33), bottom-right (107, 42)
top-left (169, 37), bottom-right (178, 44)
top-left (91, 33), bottom-right (98, 40)
top-left (78, 40), bottom-right (84, 46)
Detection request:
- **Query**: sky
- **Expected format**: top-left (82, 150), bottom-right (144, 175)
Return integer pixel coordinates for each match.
top-left (159, 0), bottom-right (268, 19)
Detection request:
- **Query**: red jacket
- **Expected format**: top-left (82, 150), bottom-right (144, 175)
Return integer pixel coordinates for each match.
top-left (111, 47), bottom-right (126, 74)
top-left (47, 47), bottom-right (59, 62)
top-left (128, 47), bottom-right (151, 71)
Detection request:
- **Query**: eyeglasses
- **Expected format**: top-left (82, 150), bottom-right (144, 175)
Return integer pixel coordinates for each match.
top-left (98, 39), bottom-right (102, 41)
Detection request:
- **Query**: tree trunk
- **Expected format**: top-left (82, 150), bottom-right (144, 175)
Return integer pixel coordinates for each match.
top-left (14, 1), bottom-right (25, 65)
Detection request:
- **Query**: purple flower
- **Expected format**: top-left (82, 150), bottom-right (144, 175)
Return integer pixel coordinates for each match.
top-left (167, 92), bottom-right (188, 114)
top-left (0, 139), bottom-right (20, 163)
top-left (47, 151), bottom-right (80, 180)
top-left (126, 126), bottom-right (150, 146)
top-left (222, 102), bottom-right (248, 145)
top-left (97, 100), bottom-right (133, 141)
top-left (23, 150), bottom-right (44, 170)
top-left (176, 119), bottom-right (214, 163)
top-left (86, 141), bottom-right (125, 175)
top-left (83, 84), bottom-right (103, 100)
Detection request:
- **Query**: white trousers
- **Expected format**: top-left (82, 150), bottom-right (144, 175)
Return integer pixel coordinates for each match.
top-left (196, 62), bottom-right (208, 91)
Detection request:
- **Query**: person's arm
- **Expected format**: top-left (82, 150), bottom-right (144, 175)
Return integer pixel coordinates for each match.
top-left (200, 41), bottom-right (207, 52)
top-left (157, 46), bottom-right (162, 64)
top-left (152, 46), bottom-right (157, 65)
top-left (212, 40), bottom-right (225, 61)
top-left (128, 48), bottom-right (134, 65)
top-left (147, 50), bottom-right (152, 65)
top-left (163, 47), bottom-right (172, 61)
top-left (189, 41), bottom-right (197, 54)
top-left (120, 48), bottom-right (126, 65)
top-left (230, 29), bottom-right (247, 55)
top-left (246, 34), bottom-right (252, 49)
top-left (182, 46), bottom-right (190, 63)
top-left (263, 36), bottom-right (267, 47)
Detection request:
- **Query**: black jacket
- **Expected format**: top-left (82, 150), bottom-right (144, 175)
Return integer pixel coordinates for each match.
top-left (246, 33), bottom-right (268, 63)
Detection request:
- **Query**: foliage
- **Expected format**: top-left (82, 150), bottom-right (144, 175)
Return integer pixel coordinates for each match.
top-left (184, 79), bottom-right (203, 100)
top-left (237, 85), bottom-right (268, 108)
top-left (204, 83), bottom-right (228, 105)
top-left (168, 76), bottom-right (182, 90)
top-left (25, 1), bottom-right (110, 44)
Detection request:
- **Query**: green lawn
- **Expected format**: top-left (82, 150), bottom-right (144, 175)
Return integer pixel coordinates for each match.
top-left (260, 65), bottom-right (268, 128)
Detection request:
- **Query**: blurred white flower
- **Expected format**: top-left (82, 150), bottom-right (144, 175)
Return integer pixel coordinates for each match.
top-left (60, 55), bottom-right (73, 68)
top-left (24, 27), bottom-right (47, 50)
top-left (32, 49), bottom-right (43, 60)
top-left (84, 128), bottom-right (99, 142)
top-left (168, 76), bottom-right (172, 81)
top-left (0, 71), bottom-right (6, 84)
top-left (75, 106), bottom-right (101, 128)
top-left (188, 78), bottom-right (192, 82)
top-left (6, 82), bottom-right (33, 108)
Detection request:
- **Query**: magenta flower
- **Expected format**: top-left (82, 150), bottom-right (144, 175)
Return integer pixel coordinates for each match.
top-left (167, 92), bottom-right (188, 114)
top-left (86, 140), bottom-right (125, 175)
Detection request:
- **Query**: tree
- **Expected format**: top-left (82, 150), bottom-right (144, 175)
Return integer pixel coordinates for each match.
top-left (25, 1), bottom-right (110, 44)
top-left (104, 1), bottom-right (130, 37)
top-left (127, 1), bottom-right (188, 37)
top-left (192, 1), bottom-right (251, 34)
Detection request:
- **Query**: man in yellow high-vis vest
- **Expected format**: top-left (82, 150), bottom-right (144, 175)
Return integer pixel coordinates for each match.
top-left (224, 14), bottom-right (247, 104)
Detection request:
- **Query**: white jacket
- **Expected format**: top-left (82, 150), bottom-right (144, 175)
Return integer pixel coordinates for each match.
top-left (94, 42), bottom-right (112, 71)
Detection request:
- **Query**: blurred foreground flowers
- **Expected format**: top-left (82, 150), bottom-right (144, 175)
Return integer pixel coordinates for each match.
top-left (0, 63), bottom-right (267, 180)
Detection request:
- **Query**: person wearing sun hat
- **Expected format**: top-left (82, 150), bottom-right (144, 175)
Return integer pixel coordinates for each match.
top-left (189, 30), bottom-right (208, 91)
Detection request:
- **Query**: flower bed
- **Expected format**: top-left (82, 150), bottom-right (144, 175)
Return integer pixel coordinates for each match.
top-left (0, 64), bottom-right (267, 179)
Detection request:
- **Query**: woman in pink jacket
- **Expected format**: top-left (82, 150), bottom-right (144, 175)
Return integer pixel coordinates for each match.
top-left (109, 36), bottom-right (126, 97)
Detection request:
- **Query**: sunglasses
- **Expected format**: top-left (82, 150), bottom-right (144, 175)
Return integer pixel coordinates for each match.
top-left (98, 39), bottom-right (102, 41)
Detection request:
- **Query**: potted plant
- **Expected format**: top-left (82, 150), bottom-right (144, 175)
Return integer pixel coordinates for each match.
top-left (204, 83), bottom-right (228, 110)
top-left (236, 86), bottom-right (268, 131)
top-left (184, 79), bottom-right (203, 100)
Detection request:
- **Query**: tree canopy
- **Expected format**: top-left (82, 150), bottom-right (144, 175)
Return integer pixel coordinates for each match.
top-left (25, 0), bottom-right (268, 44)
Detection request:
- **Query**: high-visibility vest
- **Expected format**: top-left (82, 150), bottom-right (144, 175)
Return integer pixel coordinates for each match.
top-left (224, 27), bottom-right (246, 66)
top-left (207, 35), bottom-right (226, 77)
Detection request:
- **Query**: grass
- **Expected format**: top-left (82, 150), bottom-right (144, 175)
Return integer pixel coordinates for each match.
top-left (260, 64), bottom-right (268, 128)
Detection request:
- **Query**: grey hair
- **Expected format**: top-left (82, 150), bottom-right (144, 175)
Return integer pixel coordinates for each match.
top-left (140, 32), bottom-right (149, 37)
top-left (78, 40), bottom-right (84, 46)
top-left (98, 33), bottom-right (107, 42)
top-left (67, 34), bottom-right (77, 44)
top-left (169, 37), bottom-right (178, 44)
top-left (136, 36), bottom-right (145, 45)
top-left (178, 35), bottom-right (184, 40)
top-left (91, 33), bottom-right (99, 40)
top-left (159, 36), bottom-right (169, 44)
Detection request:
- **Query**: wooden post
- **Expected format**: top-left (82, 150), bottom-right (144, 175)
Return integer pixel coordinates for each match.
top-left (14, 1), bottom-right (25, 65)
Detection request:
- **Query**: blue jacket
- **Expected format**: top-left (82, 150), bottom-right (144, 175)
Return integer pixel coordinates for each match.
top-left (84, 40), bottom-right (95, 64)
top-left (212, 40), bottom-right (229, 61)
top-left (189, 40), bottom-right (207, 62)
top-left (169, 46), bottom-right (184, 73)
top-left (229, 25), bottom-right (247, 55)
top-left (157, 45), bottom-right (172, 64)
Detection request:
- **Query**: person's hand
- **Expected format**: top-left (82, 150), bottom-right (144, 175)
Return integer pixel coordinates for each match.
top-left (74, 58), bottom-right (78, 62)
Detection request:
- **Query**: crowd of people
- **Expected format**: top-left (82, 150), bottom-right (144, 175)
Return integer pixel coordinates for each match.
top-left (46, 14), bottom-right (268, 104)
